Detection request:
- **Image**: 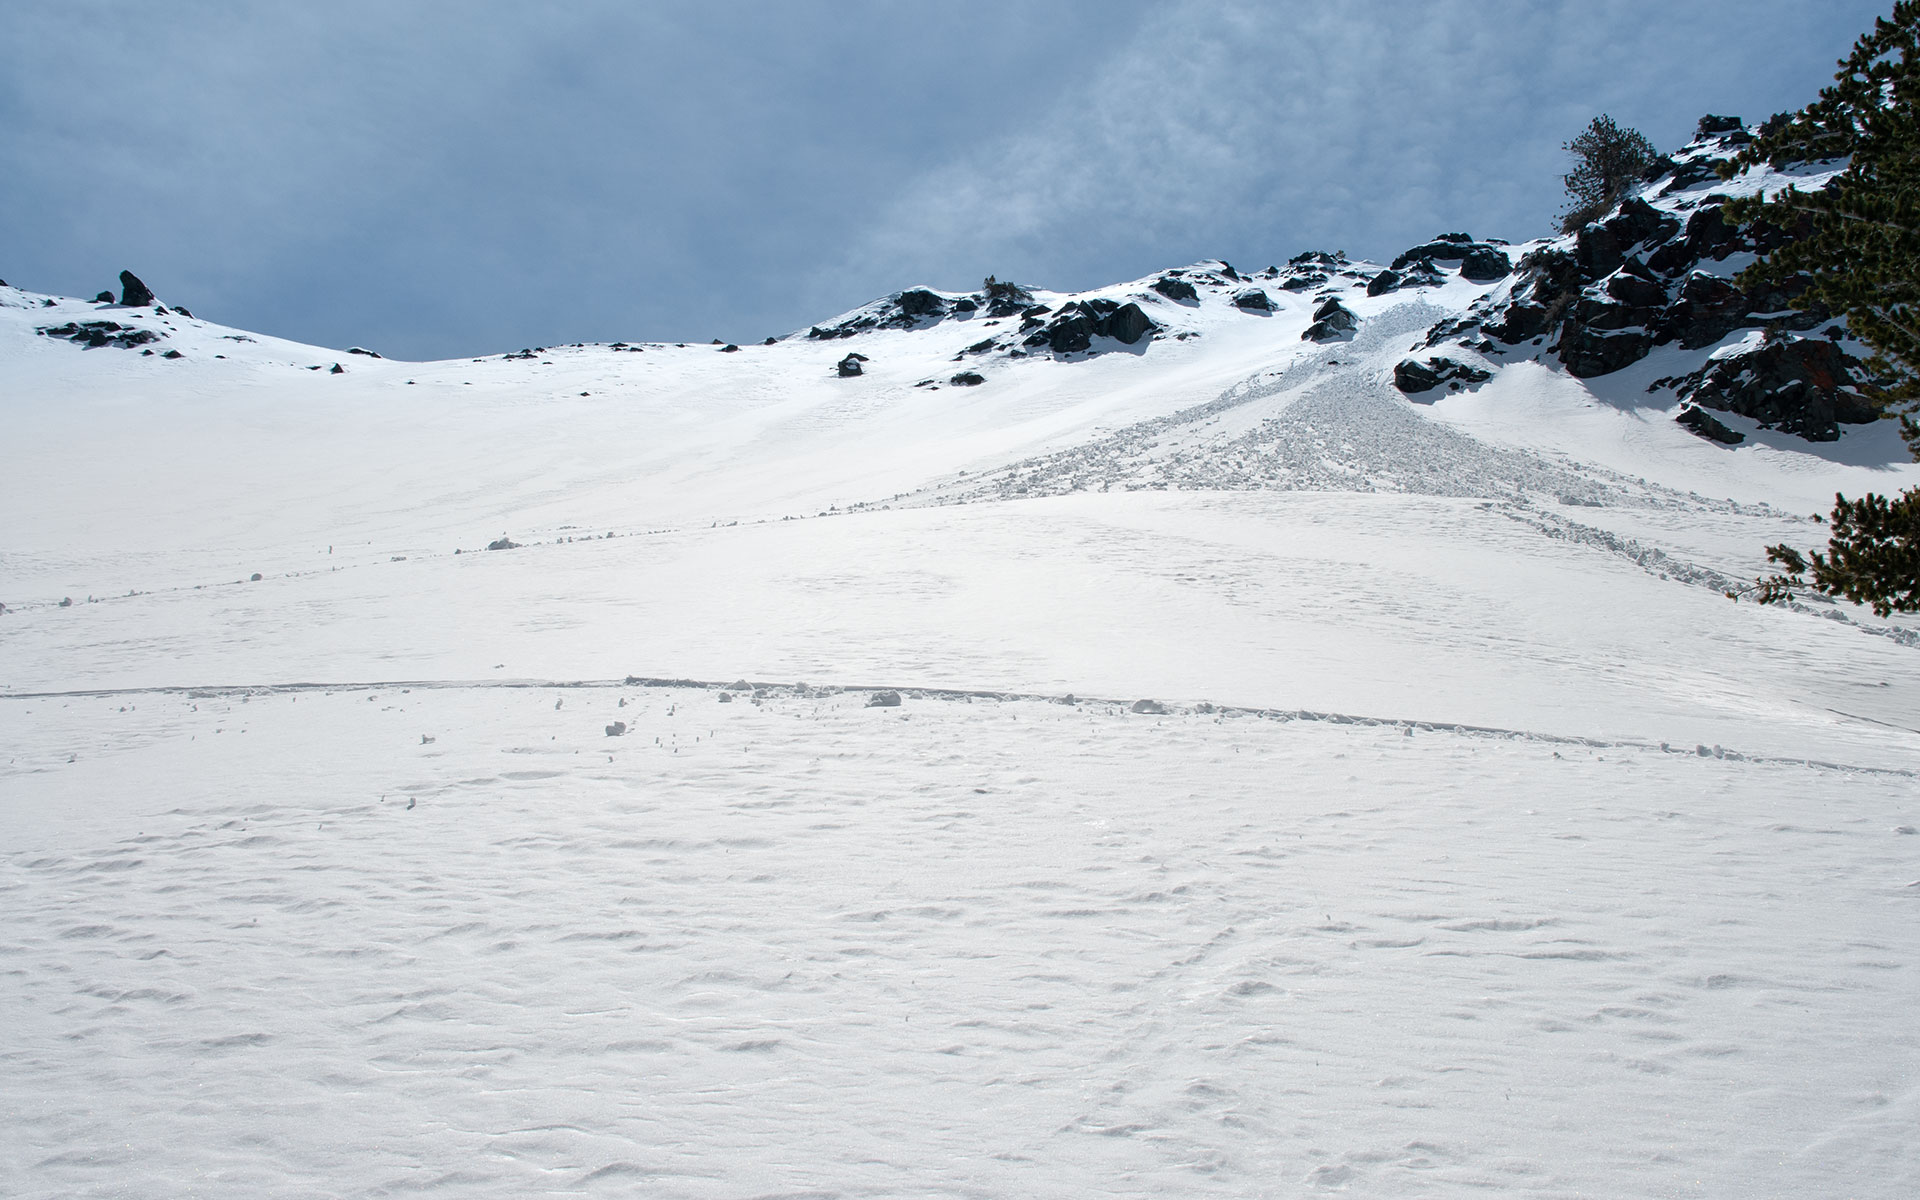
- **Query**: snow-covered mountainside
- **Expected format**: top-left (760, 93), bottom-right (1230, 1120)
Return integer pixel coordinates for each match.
top-left (4, 115), bottom-right (1919, 1198)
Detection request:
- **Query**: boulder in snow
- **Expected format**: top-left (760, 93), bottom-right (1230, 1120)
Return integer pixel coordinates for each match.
top-left (118, 270), bottom-right (155, 307)
top-left (1675, 404), bottom-right (1744, 444)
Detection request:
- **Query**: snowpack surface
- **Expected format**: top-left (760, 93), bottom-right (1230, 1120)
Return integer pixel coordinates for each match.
top-left (3, 217), bottom-right (1919, 1198)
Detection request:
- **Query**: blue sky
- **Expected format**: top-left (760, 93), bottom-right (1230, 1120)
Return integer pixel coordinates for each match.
top-left (0, 1), bottom-right (1887, 361)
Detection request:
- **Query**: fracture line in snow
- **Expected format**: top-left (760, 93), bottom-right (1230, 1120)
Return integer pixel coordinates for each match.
top-left (6, 675), bottom-right (1913, 778)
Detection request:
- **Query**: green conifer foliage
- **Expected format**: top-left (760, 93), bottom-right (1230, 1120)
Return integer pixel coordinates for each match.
top-left (1559, 115), bottom-right (1658, 232)
top-left (1724, 2), bottom-right (1920, 613)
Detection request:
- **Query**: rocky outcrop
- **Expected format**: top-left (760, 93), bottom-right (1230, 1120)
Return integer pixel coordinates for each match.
top-left (1394, 356), bottom-right (1491, 396)
top-left (118, 271), bottom-right (155, 307)
top-left (896, 289), bottom-right (946, 319)
top-left (1302, 296), bottom-right (1358, 342)
top-left (1022, 299), bottom-right (1157, 354)
top-left (1232, 288), bottom-right (1271, 312)
top-left (1152, 276), bottom-right (1199, 303)
top-left (1654, 335), bottom-right (1875, 441)
top-left (1404, 119), bottom-right (1866, 442)
top-left (837, 352), bottom-right (868, 377)
top-left (1676, 404), bottom-right (1744, 444)
top-left (37, 320), bottom-right (162, 350)
top-left (1459, 245), bottom-right (1512, 282)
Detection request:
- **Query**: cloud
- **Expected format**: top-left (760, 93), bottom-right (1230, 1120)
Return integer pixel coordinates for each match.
top-left (0, 0), bottom-right (1892, 358)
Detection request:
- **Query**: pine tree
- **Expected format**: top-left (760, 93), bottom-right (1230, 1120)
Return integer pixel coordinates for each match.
top-left (1724, 2), bottom-right (1920, 614)
top-left (1559, 115), bottom-right (1658, 233)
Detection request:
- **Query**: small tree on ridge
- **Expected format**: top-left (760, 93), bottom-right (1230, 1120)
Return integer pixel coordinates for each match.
top-left (1559, 114), bottom-right (1658, 232)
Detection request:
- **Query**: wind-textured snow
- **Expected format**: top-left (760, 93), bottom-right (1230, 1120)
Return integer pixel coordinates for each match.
top-left (3, 230), bottom-right (1919, 1198)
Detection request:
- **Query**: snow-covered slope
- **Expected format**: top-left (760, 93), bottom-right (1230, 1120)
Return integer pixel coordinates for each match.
top-left (4, 117), bottom-right (1919, 1198)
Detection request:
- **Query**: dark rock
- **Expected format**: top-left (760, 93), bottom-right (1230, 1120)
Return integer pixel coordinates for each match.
top-left (118, 270), bottom-right (155, 307)
top-left (951, 297), bottom-right (978, 313)
top-left (1574, 198), bottom-right (1678, 276)
top-left (486, 536), bottom-right (520, 551)
top-left (1393, 358), bottom-right (1444, 393)
top-left (1392, 241), bottom-right (1473, 270)
top-left (1654, 271), bottom-right (1749, 349)
top-left (1231, 288), bottom-right (1271, 311)
top-left (329, 362), bottom-right (345, 374)
top-left (1367, 270), bottom-right (1403, 297)
top-left (1605, 271), bottom-right (1668, 310)
top-left (37, 319), bottom-right (161, 350)
top-left (1042, 313), bottom-right (1095, 353)
top-left (1303, 297), bottom-right (1359, 342)
top-left (981, 277), bottom-right (1032, 317)
top-left (1394, 356), bottom-right (1491, 397)
top-left (719, 343), bottom-right (740, 352)
top-left (897, 288), bottom-right (946, 318)
top-left (1281, 271), bottom-right (1328, 290)
top-left (174, 307), bottom-right (191, 318)
top-left (606, 721), bottom-right (628, 737)
top-left (1103, 302), bottom-right (1154, 344)
top-left (1558, 325), bottom-right (1652, 377)
top-left (250, 572), bottom-right (263, 581)
top-left (94, 291), bottom-right (115, 304)
top-left (1662, 336), bottom-right (1874, 441)
top-left (1676, 404), bottom-right (1744, 444)
top-left (866, 690), bottom-right (902, 708)
top-left (949, 371), bottom-right (985, 386)
top-left (1696, 114), bottom-right (1745, 137)
top-left (346, 346), bottom-right (382, 357)
top-left (1459, 246), bottom-right (1512, 282)
top-left (1152, 276), bottom-right (1199, 303)
top-left (837, 353), bottom-right (867, 377)
top-left (1484, 301), bottom-right (1550, 343)
top-left (162, 349), bottom-right (183, 359)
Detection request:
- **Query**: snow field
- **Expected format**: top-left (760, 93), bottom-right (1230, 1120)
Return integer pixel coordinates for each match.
top-left (4, 684), bottom-right (1917, 1198)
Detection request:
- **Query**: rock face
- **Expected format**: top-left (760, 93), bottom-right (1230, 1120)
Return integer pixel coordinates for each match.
top-left (1656, 336), bottom-right (1876, 441)
top-left (118, 271), bottom-right (155, 307)
top-left (1023, 298), bottom-right (1157, 353)
top-left (896, 289), bottom-right (946, 319)
top-left (1676, 404), bottom-right (1744, 444)
top-left (1406, 118), bottom-right (1869, 443)
top-left (1558, 325), bottom-right (1654, 378)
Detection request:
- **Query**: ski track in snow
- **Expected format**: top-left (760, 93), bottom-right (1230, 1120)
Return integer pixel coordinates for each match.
top-left (4, 686), bottom-right (1918, 1198)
